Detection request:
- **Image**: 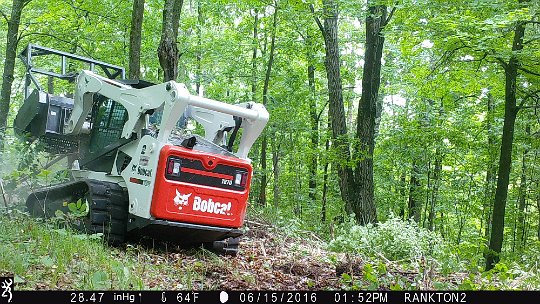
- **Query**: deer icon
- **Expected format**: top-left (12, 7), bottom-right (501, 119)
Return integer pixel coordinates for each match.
top-left (1, 278), bottom-right (12, 303)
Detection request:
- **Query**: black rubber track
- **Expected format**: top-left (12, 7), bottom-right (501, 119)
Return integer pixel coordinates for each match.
top-left (84, 180), bottom-right (129, 244)
top-left (26, 179), bottom-right (129, 245)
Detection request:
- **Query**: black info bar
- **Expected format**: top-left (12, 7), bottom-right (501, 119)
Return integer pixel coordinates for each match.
top-left (1, 290), bottom-right (539, 304)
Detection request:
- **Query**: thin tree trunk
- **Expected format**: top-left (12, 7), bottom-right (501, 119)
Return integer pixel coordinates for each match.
top-left (483, 93), bottom-right (497, 240)
top-left (47, 75), bottom-right (54, 94)
top-left (400, 99), bottom-right (410, 219)
top-left (428, 101), bottom-right (444, 231)
top-left (458, 175), bottom-right (474, 244)
top-left (256, 6), bottom-right (278, 207)
top-left (128, 0), bottom-right (145, 79)
top-left (399, 172), bottom-right (407, 219)
top-left (537, 180), bottom-right (540, 242)
top-left (263, 7), bottom-right (277, 108)
top-left (0, 0), bottom-right (30, 149)
top-left (408, 161), bottom-right (421, 223)
top-left (428, 151), bottom-right (442, 231)
top-left (423, 161), bottom-right (431, 228)
top-left (257, 135), bottom-right (268, 206)
top-left (157, 0), bottom-right (183, 82)
top-left (321, 118), bottom-right (331, 222)
top-left (251, 10), bottom-right (258, 101)
top-left (485, 16), bottom-right (525, 270)
top-left (516, 125), bottom-right (529, 251)
top-left (373, 50), bottom-right (389, 140)
top-left (321, 118), bottom-right (332, 223)
top-left (306, 34), bottom-right (319, 203)
top-left (440, 211), bottom-right (446, 239)
top-left (272, 137), bottom-right (280, 207)
top-left (195, 0), bottom-right (203, 95)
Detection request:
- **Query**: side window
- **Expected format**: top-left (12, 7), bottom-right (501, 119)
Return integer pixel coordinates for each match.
top-left (88, 95), bottom-right (128, 153)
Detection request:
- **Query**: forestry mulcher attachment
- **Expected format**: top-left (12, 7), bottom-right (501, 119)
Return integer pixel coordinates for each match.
top-left (14, 44), bottom-right (269, 253)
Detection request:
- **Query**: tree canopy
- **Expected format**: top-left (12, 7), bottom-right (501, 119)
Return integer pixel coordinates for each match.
top-left (1, 0), bottom-right (539, 288)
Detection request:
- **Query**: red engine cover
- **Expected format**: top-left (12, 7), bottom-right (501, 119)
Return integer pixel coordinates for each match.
top-left (151, 144), bottom-right (252, 228)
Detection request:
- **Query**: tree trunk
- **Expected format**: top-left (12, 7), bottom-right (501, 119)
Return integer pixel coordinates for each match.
top-left (374, 45), bottom-right (392, 140)
top-left (423, 161), bottom-right (431, 228)
top-left (272, 137), bottom-right (280, 207)
top-left (316, 0), bottom-right (354, 216)
top-left (428, 101), bottom-right (444, 231)
top-left (195, 0), bottom-right (203, 95)
top-left (0, 0), bottom-right (29, 149)
top-left (157, 0), bottom-right (183, 82)
top-left (516, 126), bottom-right (529, 251)
top-left (251, 10), bottom-right (258, 101)
top-left (428, 151), bottom-right (442, 231)
top-left (408, 161), bottom-right (421, 223)
top-left (257, 135), bottom-right (268, 207)
top-left (353, 1), bottom-right (390, 224)
top-left (399, 172), bottom-right (407, 219)
top-left (47, 74), bottom-right (54, 94)
top-left (306, 34), bottom-right (319, 203)
top-left (256, 6), bottom-right (278, 207)
top-left (537, 181), bottom-right (540, 242)
top-left (321, 118), bottom-right (331, 222)
top-left (128, 0), bottom-right (145, 79)
top-left (483, 93), bottom-right (497, 240)
top-left (314, 1), bottom-right (391, 224)
top-left (399, 99), bottom-right (410, 219)
top-left (485, 17), bottom-right (525, 270)
top-left (263, 7), bottom-right (277, 108)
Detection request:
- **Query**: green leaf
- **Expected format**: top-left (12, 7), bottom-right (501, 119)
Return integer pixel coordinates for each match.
top-left (73, 234), bottom-right (89, 240)
top-left (123, 267), bottom-right (130, 279)
top-left (341, 273), bottom-right (352, 282)
top-left (67, 203), bottom-right (78, 213)
top-left (363, 264), bottom-right (378, 283)
top-left (55, 228), bottom-right (68, 235)
top-left (458, 279), bottom-right (476, 290)
top-left (14, 274), bottom-right (25, 283)
top-left (91, 271), bottom-right (110, 289)
top-left (389, 283), bottom-right (403, 290)
top-left (40, 256), bottom-right (55, 268)
top-left (88, 233), bottom-right (103, 240)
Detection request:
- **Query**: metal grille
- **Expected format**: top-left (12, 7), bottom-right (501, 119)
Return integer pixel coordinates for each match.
top-left (88, 96), bottom-right (128, 153)
top-left (39, 134), bottom-right (79, 154)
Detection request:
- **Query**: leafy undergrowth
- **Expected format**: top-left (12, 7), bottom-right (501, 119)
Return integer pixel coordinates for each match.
top-left (0, 209), bottom-right (340, 290)
top-left (1, 209), bottom-right (539, 290)
top-left (328, 216), bottom-right (540, 290)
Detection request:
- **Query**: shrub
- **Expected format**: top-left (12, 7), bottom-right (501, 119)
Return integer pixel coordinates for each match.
top-left (329, 216), bottom-right (446, 265)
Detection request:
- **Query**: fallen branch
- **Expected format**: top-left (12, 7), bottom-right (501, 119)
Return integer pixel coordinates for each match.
top-left (245, 219), bottom-right (272, 228)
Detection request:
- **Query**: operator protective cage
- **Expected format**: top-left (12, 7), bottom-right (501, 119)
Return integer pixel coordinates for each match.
top-left (15, 44), bottom-right (269, 249)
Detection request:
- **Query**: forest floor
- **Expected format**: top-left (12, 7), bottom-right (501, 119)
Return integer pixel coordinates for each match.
top-left (0, 210), bottom-right (470, 291)
top-left (0, 209), bottom-right (515, 291)
top-left (136, 221), bottom-right (343, 290)
top-left (1, 210), bottom-right (344, 290)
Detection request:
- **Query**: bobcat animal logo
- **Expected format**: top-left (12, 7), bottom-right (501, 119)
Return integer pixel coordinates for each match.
top-left (173, 190), bottom-right (192, 210)
top-left (1, 278), bottom-right (12, 303)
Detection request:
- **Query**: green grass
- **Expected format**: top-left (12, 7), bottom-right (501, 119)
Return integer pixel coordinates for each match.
top-left (0, 210), bottom-right (211, 290)
top-left (5, 205), bottom-right (537, 291)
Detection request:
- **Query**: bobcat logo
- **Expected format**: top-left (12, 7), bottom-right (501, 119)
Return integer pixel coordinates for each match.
top-left (173, 190), bottom-right (192, 210)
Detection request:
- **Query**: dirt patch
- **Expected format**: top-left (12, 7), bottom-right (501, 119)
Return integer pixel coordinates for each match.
top-left (133, 223), bottom-right (342, 290)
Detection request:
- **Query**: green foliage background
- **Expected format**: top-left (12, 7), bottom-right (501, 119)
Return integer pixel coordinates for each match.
top-left (0, 0), bottom-right (539, 288)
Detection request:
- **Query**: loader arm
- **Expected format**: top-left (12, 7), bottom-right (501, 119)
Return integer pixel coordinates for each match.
top-left (66, 70), bottom-right (269, 159)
